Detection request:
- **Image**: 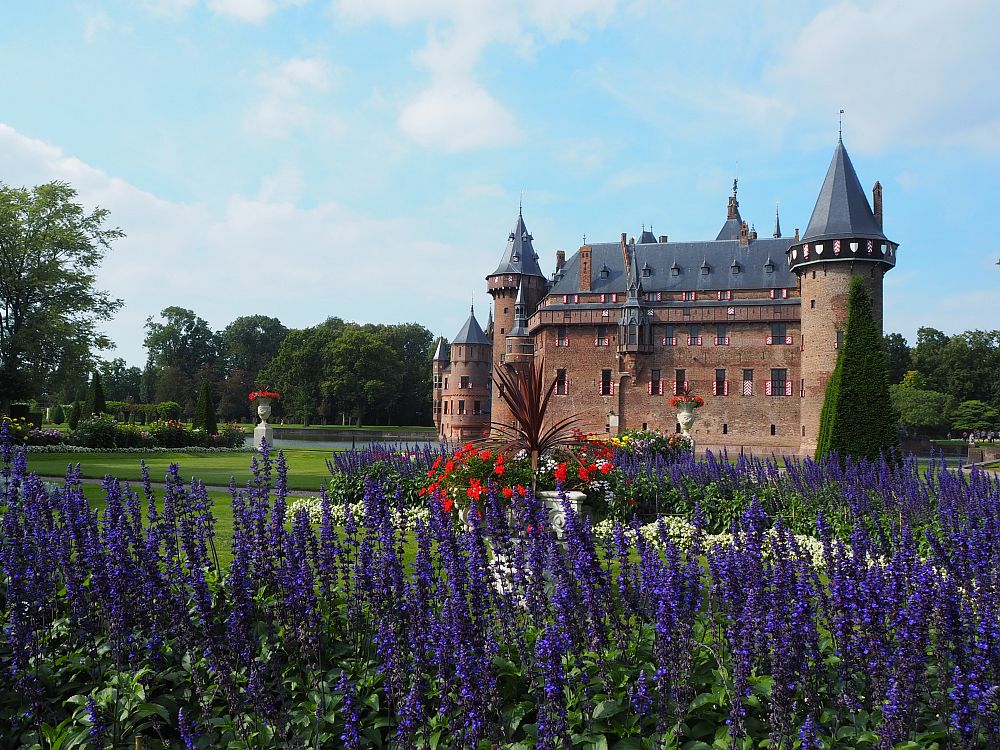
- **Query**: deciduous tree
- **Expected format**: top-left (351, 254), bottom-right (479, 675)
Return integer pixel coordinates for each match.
top-left (0, 181), bottom-right (123, 412)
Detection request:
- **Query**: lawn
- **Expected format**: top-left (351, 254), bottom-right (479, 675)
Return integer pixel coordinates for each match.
top-left (29, 449), bottom-right (335, 491)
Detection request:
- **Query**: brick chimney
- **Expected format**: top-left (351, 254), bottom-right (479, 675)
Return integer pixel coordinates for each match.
top-left (873, 181), bottom-right (883, 229)
top-left (579, 245), bottom-right (592, 292)
top-left (555, 250), bottom-right (565, 272)
top-left (658, 235), bottom-right (668, 243)
top-left (794, 227), bottom-right (799, 242)
top-left (739, 221), bottom-right (750, 247)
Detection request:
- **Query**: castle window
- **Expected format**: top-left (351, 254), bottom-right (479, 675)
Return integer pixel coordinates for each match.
top-left (701, 263), bottom-right (710, 275)
top-left (675, 422), bottom-right (681, 434)
top-left (767, 322), bottom-right (791, 345)
top-left (642, 266), bottom-right (651, 277)
top-left (555, 369), bottom-right (568, 396)
top-left (555, 326), bottom-right (568, 347)
top-left (473, 400), bottom-right (481, 415)
top-left (661, 325), bottom-right (676, 346)
top-left (714, 368), bottom-right (729, 396)
top-left (600, 369), bottom-right (614, 396)
top-left (836, 329), bottom-right (844, 349)
top-left (723, 423), bottom-right (728, 435)
top-left (458, 400), bottom-right (466, 415)
top-left (649, 369), bottom-right (663, 395)
top-left (671, 265), bottom-right (680, 276)
top-left (503, 307), bottom-right (509, 314)
top-left (731, 261), bottom-right (740, 274)
top-left (718, 290), bottom-right (732, 301)
top-left (600, 265), bottom-right (610, 279)
top-left (765, 261), bottom-right (775, 273)
top-left (682, 291), bottom-right (696, 301)
top-left (715, 325), bottom-right (729, 345)
top-left (771, 424), bottom-right (776, 435)
top-left (767, 368), bottom-right (790, 397)
top-left (742, 369), bottom-right (753, 396)
top-left (769, 288), bottom-right (788, 299)
top-left (595, 326), bottom-right (610, 347)
top-left (673, 369), bottom-right (687, 395)
top-left (444, 377), bottom-right (448, 389)
top-left (460, 376), bottom-right (470, 389)
top-left (687, 326), bottom-right (702, 346)
top-left (810, 299), bottom-right (816, 308)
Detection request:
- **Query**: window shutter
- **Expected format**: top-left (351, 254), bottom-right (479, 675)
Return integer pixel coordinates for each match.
top-left (658, 381), bottom-right (664, 395)
top-left (743, 380), bottom-right (753, 396)
top-left (765, 380), bottom-right (773, 396)
top-left (648, 380), bottom-right (652, 395)
top-left (712, 381), bottom-right (718, 396)
top-left (724, 379), bottom-right (729, 396)
top-left (782, 288), bottom-right (788, 299)
top-left (610, 381), bottom-right (615, 395)
top-left (785, 380), bottom-right (793, 396)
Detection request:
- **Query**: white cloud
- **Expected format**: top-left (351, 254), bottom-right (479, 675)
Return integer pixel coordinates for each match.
top-left (767, 0), bottom-right (1000, 154)
top-left (83, 11), bottom-right (113, 42)
top-left (0, 124), bottom-right (476, 365)
top-left (208, 0), bottom-right (309, 23)
top-left (334, 0), bottom-right (619, 151)
top-left (245, 57), bottom-right (345, 138)
top-left (398, 80), bottom-right (520, 152)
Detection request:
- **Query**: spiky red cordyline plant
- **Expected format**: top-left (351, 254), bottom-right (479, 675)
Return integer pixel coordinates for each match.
top-left (489, 358), bottom-right (581, 490)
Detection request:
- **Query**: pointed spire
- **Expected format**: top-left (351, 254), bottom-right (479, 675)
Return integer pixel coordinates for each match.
top-left (490, 207), bottom-right (545, 278)
top-left (451, 306), bottom-right (491, 345)
top-left (773, 203), bottom-right (782, 238)
top-left (801, 138), bottom-right (886, 242)
top-left (508, 279), bottom-right (529, 338)
top-left (432, 337), bottom-right (449, 362)
top-left (717, 175), bottom-right (744, 240)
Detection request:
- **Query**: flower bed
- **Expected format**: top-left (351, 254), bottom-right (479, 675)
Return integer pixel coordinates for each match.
top-left (2, 430), bottom-right (998, 749)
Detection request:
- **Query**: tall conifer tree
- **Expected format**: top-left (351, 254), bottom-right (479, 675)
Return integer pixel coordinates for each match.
top-left (193, 379), bottom-right (218, 435)
top-left (816, 277), bottom-right (899, 461)
top-left (82, 371), bottom-right (106, 416)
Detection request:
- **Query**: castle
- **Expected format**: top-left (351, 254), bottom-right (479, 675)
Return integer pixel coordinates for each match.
top-left (432, 138), bottom-right (897, 456)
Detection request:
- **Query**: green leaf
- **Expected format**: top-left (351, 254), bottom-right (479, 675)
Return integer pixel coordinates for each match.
top-left (593, 699), bottom-right (624, 721)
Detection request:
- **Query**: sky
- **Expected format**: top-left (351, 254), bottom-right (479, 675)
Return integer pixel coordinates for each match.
top-left (2, 0), bottom-right (999, 368)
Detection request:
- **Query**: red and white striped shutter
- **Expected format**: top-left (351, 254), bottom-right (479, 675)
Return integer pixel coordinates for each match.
top-left (800, 379), bottom-right (805, 398)
top-left (658, 380), bottom-right (664, 395)
top-left (648, 380), bottom-right (652, 395)
top-left (769, 289), bottom-right (775, 299)
top-left (672, 381), bottom-right (678, 395)
top-left (782, 288), bottom-right (788, 299)
top-left (785, 380), bottom-right (793, 396)
top-left (610, 381), bottom-right (615, 395)
top-left (743, 380), bottom-right (752, 396)
top-left (724, 380), bottom-right (729, 396)
top-left (765, 381), bottom-right (773, 396)
top-left (712, 381), bottom-right (718, 396)
top-left (766, 335), bottom-right (773, 345)
top-left (684, 380), bottom-right (689, 392)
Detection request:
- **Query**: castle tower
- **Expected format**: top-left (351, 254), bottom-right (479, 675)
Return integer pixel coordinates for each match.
top-left (504, 279), bottom-right (534, 368)
top-left (791, 137), bottom-right (898, 456)
top-left (431, 337), bottom-right (449, 435)
top-left (486, 209), bottom-right (548, 431)
top-left (436, 307), bottom-right (492, 442)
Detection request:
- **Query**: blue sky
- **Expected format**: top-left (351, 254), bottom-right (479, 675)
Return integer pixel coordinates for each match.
top-left (2, 0), bottom-right (998, 367)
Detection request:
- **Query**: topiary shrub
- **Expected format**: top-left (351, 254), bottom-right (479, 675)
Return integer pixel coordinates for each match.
top-left (51, 404), bottom-right (65, 425)
top-left (68, 400), bottom-right (82, 430)
top-left (816, 277), bottom-right (899, 462)
top-left (70, 414), bottom-right (117, 448)
top-left (192, 380), bottom-right (218, 435)
top-left (82, 372), bottom-right (107, 416)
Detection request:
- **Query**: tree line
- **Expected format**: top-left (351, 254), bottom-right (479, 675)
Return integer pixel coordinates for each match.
top-left (884, 328), bottom-right (1000, 435)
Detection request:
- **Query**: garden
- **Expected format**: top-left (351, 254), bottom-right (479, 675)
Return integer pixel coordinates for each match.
top-left (1, 415), bottom-right (999, 750)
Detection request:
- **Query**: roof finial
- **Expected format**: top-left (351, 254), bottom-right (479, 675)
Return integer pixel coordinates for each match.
top-left (839, 109), bottom-right (844, 141)
top-left (519, 190), bottom-right (523, 217)
top-left (582, 233), bottom-right (586, 244)
top-left (470, 293), bottom-right (475, 316)
top-left (773, 202), bottom-right (781, 238)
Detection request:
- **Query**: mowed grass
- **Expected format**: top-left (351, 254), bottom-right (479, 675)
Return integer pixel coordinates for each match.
top-left (28, 449), bottom-right (336, 491)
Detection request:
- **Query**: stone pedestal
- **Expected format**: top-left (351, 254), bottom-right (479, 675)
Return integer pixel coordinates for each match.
top-left (254, 399), bottom-right (273, 450)
top-left (536, 490), bottom-right (587, 537)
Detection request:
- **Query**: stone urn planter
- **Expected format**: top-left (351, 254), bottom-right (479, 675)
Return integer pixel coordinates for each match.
top-left (676, 404), bottom-right (698, 438)
top-left (253, 398), bottom-right (273, 450)
top-left (535, 490), bottom-right (587, 538)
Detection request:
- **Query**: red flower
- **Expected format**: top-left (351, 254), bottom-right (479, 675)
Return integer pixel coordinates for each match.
top-left (494, 463), bottom-right (505, 476)
top-left (599, 462), bottom-right (613, 474)
top-left (441, 497), bottom-right (454, 513)
top-left (554, 462), bottom-right (568, 483)
top-left (578, 466), bottom-right (590, 482)
top-left (467, 479), bottom-right (483, 500)
top-left (444, 460), bottom-right (455, 473)
top-left (502, 486), bottom-right (514, 498)
top-left (479, 449), bottom-right (492, 461)
top-left (432, 457), bottom-right (442, 469)
top-left (426, 469), bottom-right (436, 478)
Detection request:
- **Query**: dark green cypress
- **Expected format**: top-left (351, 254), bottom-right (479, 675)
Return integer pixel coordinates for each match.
top-left (69, 399), bottom-right (82, 430)
top-left (815, 276), bottom-right (899, 461)
top-left (82, 371), bottom-right (106, 416)
top-left (192, 379), bottom-right (218, 434)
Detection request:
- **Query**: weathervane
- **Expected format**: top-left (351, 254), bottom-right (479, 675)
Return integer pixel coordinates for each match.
top-left (839, 109), bottom-right (844, 139)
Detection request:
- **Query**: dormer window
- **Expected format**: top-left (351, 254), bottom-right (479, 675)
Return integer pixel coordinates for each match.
top-left (671, 261), bottom-right (680, 277)
top-left (764, 260), bottom-right (775, 273)
top-left (731, 261), bottom-right (740, 274)
top-left (599, 264), bottom-right (610, 279)
top-left (701, 262), bottom-right (710, 275)
top-left (642, 263), bottom-right (652, 278)
top-left (511, 254), bottom-right (520, 262)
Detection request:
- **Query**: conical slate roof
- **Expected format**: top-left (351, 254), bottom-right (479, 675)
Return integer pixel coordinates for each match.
top-left (508, 280), bottom-right (529, 338)
top-left (432, 337), bottom-right (449, 361)
top-left (451, 306), bottom-right (491, 345)
top-left (802, 138), bottom-right (887, 242)
top-left (491, 209), bottom-right (546, 278)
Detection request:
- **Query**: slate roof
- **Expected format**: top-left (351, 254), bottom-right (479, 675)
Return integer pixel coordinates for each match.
top-left (432, 337), bottom-right (449, 361)
top-left (715, 218), bottom-right (743, 242)
top-left (508, 280), bottom-right (529, 337)
top-left (451, 307), bottom-right (492, 345)
top-left (548, 237), bottom-right (796, 299)
top-left (638, 228), bottom-right (657, 244)
top-left (490, 210), bottom-right (546, 278)
top-left (801, 138), bottom-right (887, 243)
